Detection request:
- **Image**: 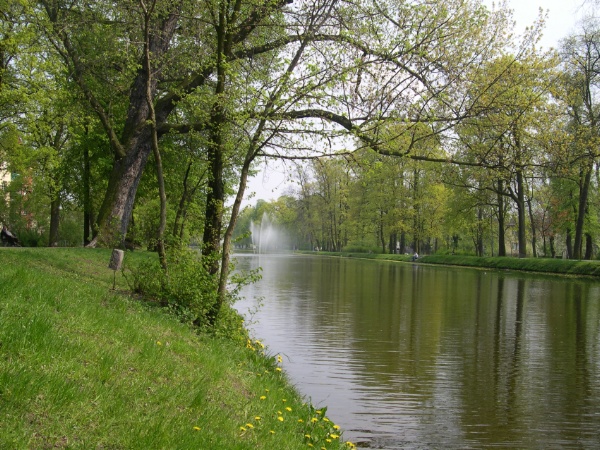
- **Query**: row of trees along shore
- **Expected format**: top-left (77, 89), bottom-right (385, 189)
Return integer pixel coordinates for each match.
top-left (2, 1), bottom-right (600, 323)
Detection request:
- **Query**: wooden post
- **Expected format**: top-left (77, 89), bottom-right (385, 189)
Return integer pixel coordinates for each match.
top-left (108, 249), bottom-right (124, 290)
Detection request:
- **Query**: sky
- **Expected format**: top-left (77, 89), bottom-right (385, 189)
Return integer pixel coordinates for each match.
top-left (243, 0), bottom-right (587, 205)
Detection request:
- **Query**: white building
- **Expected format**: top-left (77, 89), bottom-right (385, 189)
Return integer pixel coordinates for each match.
top-left (1, 161), bottom-right (10, 192)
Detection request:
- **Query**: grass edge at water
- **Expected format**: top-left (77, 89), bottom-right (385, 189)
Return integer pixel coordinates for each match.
top-left (303, 251), bottom-right (600, 277)
top-left (0, 248), bottom-right (354, 450)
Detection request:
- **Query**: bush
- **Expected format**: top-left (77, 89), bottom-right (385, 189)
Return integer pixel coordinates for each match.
top-left (342, 241), bottom-right (381, 253)
top-left (127, 247), bottom-right (219, 329)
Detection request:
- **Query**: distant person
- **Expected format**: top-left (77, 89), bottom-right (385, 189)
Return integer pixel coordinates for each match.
top-left (412, 252), bottom-right (418, 261)
top-left (1, 225), bottom-right (21, 246)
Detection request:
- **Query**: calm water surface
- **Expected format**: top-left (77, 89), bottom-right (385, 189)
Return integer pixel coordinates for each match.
top-left (233, 254), bottom-right (600, 449)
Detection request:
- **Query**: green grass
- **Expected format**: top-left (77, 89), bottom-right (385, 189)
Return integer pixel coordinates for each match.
top-left (417, 254), bottom-right (600, 276)
top-left (306, 250), bottom-right (600, 277)
top-left (0, 248), bottom-right (353, 449)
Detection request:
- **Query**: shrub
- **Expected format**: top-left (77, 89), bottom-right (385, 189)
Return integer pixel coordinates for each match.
top-left (342, 241), bottom-right (381, 253)
top-left (127, 247), bottom-right (219, 329)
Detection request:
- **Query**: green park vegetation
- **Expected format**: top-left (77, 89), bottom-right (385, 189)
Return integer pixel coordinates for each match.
top-left (0, 247), bottom-right (353, 449)
top-left (2, 1), bottom-right (600, 446)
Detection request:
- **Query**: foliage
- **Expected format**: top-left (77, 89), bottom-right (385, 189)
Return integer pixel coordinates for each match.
top-left (342, 241), bottom-right (382, 254)
top-left (126, 247), bottom-right (221, 330)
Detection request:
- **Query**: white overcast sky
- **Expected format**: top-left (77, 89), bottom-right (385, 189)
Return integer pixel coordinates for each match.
top-left (243, 0), bottom-right (587, 205)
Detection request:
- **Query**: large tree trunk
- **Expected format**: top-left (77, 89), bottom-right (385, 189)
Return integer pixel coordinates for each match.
top-left (566, 228), bottom-right (573, 259)
top-left (83, 137), bottom-right (92, 245)
top-left (573, 166), bottom-right (592, 259)
top-left (93, 136), bottom-right (153, 247)
top-left (497, 180), bottom-right (506, 256)
top-left (49, 196), bottom-right (60, 247)
top-left (526, 196), bottom-right (537, 258)
top-left (516, 170), bottom-right (527, 258)
top-left (476, 207), bottom-right (484, 256)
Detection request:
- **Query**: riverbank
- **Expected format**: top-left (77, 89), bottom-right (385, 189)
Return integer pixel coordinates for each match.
top-left (0, 248), bottom-right (352, 449)
top-left (308, 251), bottom-right (600, 277)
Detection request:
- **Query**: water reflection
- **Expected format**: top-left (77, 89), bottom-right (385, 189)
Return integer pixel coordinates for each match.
top-left (234, 254), bottom-right (600, 449)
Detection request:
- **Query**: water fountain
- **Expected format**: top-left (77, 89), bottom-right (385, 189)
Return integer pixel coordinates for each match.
top-left (249, 212), bottom-right (288, 253)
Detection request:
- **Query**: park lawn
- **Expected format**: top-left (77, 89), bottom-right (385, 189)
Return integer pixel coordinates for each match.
top-left (0, 248), bottom-right (351, 450)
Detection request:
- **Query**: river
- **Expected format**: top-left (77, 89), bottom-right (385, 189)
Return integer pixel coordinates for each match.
top-left (233, 253), bottom-right (600, 449)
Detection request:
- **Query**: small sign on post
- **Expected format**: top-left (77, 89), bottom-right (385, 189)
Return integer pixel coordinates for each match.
top-left (108, 249), bottom-right (124, 290)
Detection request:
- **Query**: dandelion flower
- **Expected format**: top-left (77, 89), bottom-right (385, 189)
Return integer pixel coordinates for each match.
top-left (326, 439), bottom-right (332, 443)
top-left (246, 423), bottom-right (254, 429)
top-left (316, 410), bottom-right (322, 415)
top-left (260, 396), bottom-right (267, 400)
top-left (304, 434), bottom-right (311, 438)
top-left (254, 416), bottom-right (261, 421)
top-left (193, 426), bottom-right (201, 431)
top-left (240, 426), bottom-right (247, 432)
top-left (156, 341), bottom-right (162, 346)
top-left (285, 407), bottom-right (292, 412)
top-left (282, 398), bottom-right (286, 402)
top-left (270, 430), bottom-right (275, 434)
top-left (277, 354), bottom-right (283, 363)
top-left (330, 433), bottom-right (340, 439)
top-left (277, 416), bottom-right (284, 422)
top-left (333, 425), bottom-right (340, 430)
top-left (311, 418), bottom-right (318, 423)
top-left (275, 367), bottom-right (282, 372)
top-left (298, 419), bottom-right (304, 423)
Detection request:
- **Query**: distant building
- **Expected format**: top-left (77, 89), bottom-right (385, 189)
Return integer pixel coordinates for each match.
top-left (0, 161), bottom-right (10, 189)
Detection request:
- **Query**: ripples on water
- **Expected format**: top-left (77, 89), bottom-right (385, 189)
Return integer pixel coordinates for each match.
top-left (234, 254), bottom-right (600, 449)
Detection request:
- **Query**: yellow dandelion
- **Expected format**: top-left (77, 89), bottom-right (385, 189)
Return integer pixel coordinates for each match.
top-left (277, 354), bottom-right (283, 363)
top-left (277, 416), bottom-right (284, 422)
top-left (255, 416), bottom-right (261, 421)
top-left (330, 433), bottom-right (340, 439)
top-left (193, 426), bottom-right (201, 431)
top-left (265, 389), bottom-right (270, 392)
top-left (275, 367), bottom-right (282, 372)
top-left (282, 398), bottom-right (286, 402)
top-left (304, 434), bottom-right (311, 438)
top-left (333, 425), bottom-right (340, 430)
top-left (311, 418), bottom-right (318, 423)
top-left (323, 417), bottom-right (330, 423)
top-left (298, 419), bottom-right (304, 423)
top-left (270, 430), bottom-right (275, 434)
top-left (316, 410), bottom-right (322, 415)
top-left (245, 423), bottom-right (254, 429)
top-left (156, 341), bottom-right (162, 346)
top-left (260, 395), bottom-right (267, 400)
top-left (285, 407), bottom-right (292, 412)
top-left (326, 439), bottom-right (332, 443)
top-left (277, 411), bottom-right (282, 415)
top-left (240, 426), bottom-right (247, 432)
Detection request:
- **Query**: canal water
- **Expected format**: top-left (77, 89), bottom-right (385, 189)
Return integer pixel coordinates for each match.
top-left (233, 254), bottom-right (600, 449)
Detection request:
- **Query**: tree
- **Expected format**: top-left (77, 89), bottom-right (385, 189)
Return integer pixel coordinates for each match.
top-left (558, 21), bottom-right (600, 259)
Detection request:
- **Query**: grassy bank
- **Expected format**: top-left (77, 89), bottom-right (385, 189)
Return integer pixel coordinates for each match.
top-left (309, 251), bottom-right (600, 277)
top-left (0, 248), bottom-right (352, 449)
